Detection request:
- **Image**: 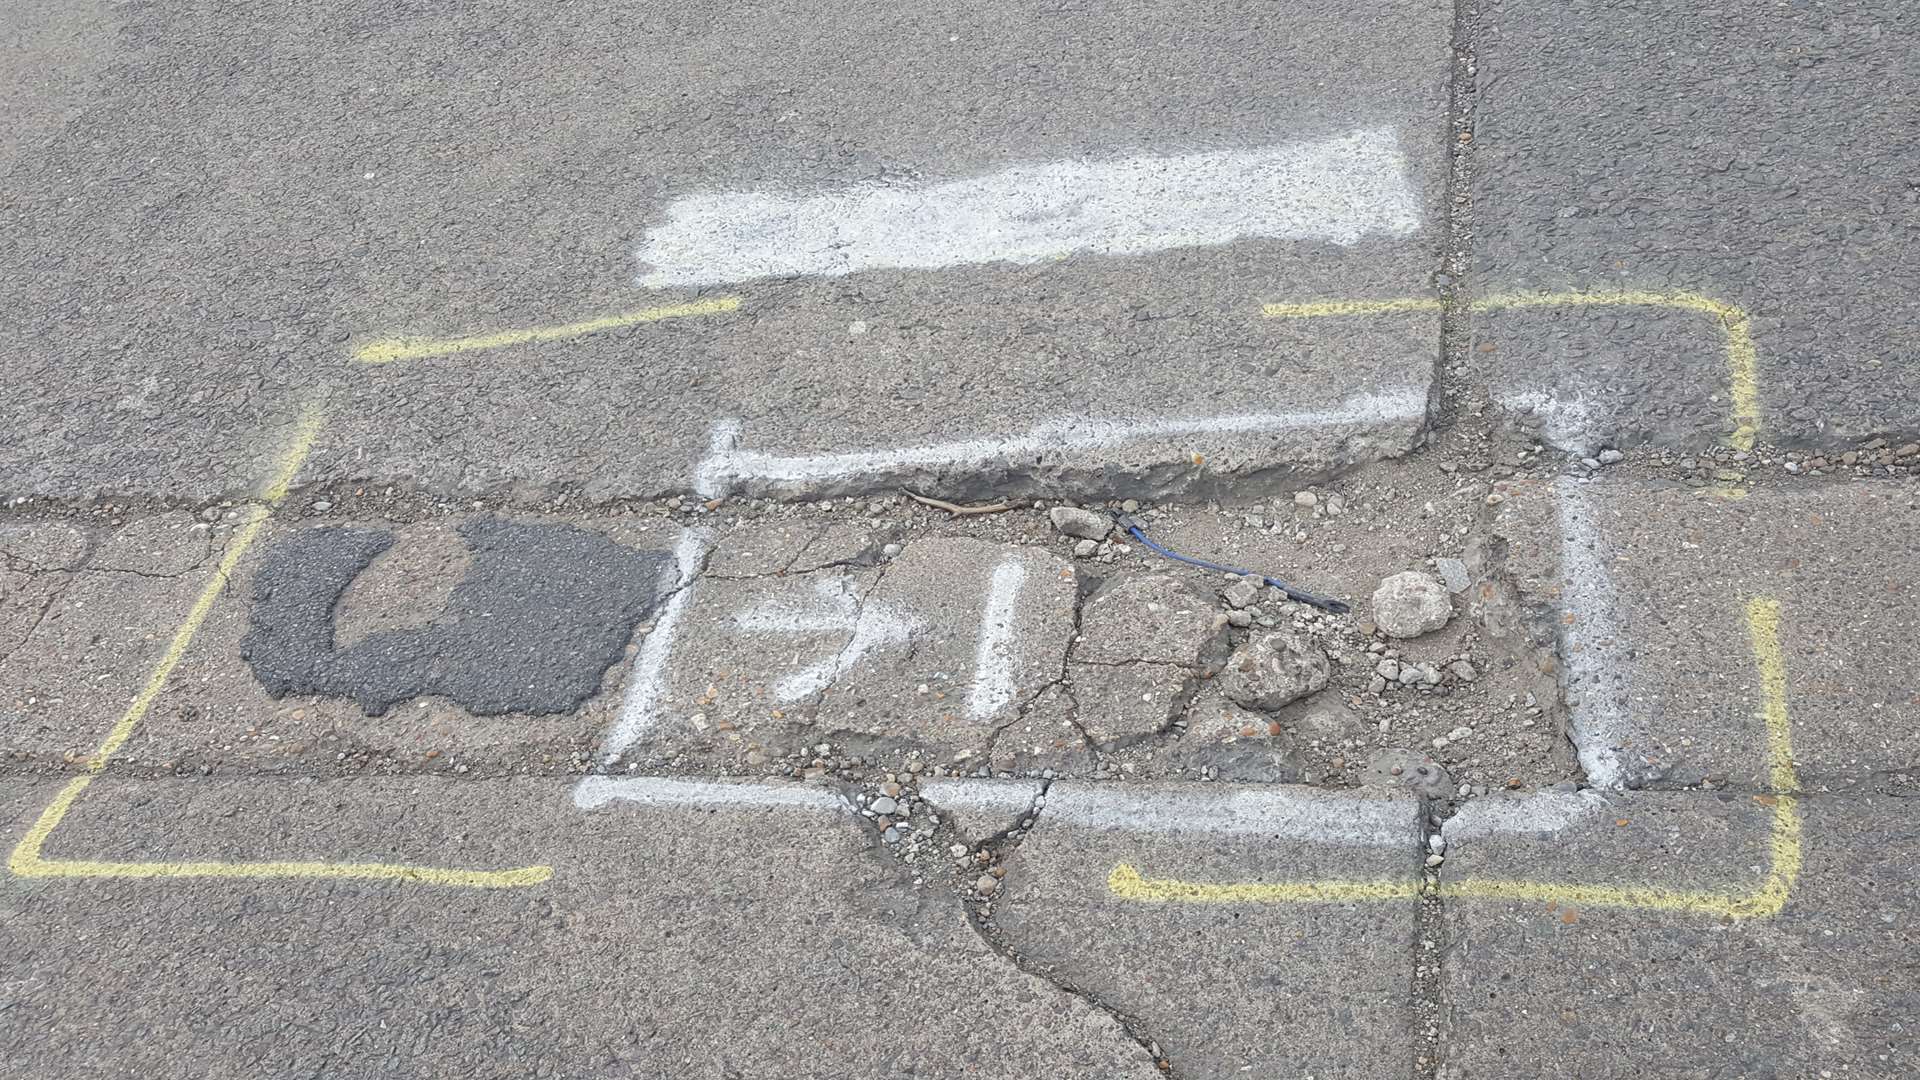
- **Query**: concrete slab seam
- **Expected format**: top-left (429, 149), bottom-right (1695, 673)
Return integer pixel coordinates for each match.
top-left (1263, 288), bottom-right (1763, 451)
top-left (3, 402), bottom-right (555, 889)
top-left (691, 389), bottom-right (1429, 499)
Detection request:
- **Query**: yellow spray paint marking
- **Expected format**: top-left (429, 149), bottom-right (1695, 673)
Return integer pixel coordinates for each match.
top-left (352, 296), bottom-right (742, 364)
top-left (1108, 863), bottom-right (1418, 904)
top-left (5, 402), bottom-right (553, 889)
top-left (1260, 288), bottom-right (1763, 451)
top-left (1109, 597), bottom-right (1802, 920)
top-left (1261, 297), bottom-right (1444, 319)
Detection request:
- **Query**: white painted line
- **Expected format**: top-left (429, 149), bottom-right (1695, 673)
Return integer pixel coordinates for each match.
top-left (636, 127), bottom-right (1421, 287)
top-left (1555, 479), bottom-right (1630, 789)
top-left (917, 778), bottom-right (1043, 841)
top-left (734, 576), bottom-right (922, 701)
top-left (1040, 783), bottom-right (1414, 847)
top-left (574, 776), bottom-right (850, 814)
top-left (602, 527), bottom-right (713, 760)
top-left (694, 389), bottom-right (1426, 498)
top-left (1441, 789), bottom-right (1609, 842)
top-left (966, 560), bottom-right (1026, 721)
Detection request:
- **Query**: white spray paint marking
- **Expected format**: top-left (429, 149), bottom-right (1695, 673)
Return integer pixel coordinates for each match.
top-left (1039, 783), bottom-right (1413, 847)
top-left (694, 389), bottom-right (1425, 498)
top-left (1556, 479), bottom-right (1632, 789)
top-left (601, 527), bottom-right (713, 760)
top-left (574, 776), bottom-right (850, 814)
top-left (1500, 390), bottom-right (1600, 453)
top-left (1440, 789), bottom-right (1610, 842)
top-left (735, 576), bottom-right (922, 701)
top-left (966, 560), bottom-right (1026, 722)
top-left (917, 779), bottom-right (1044, 842)
top-left (635, 128), bottom-right (1421, 287)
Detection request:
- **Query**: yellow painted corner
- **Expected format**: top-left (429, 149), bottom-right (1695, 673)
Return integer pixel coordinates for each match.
top-left (1107, 596), bottom-right (1803, 920)
top-left (1257, 287), bottom-right (1763, 448)
top-left (5, 407), bottom-right (554, 892)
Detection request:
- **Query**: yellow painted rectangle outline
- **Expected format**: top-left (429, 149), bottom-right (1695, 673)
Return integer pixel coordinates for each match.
top-left (1262, 289), bottom-right (1761, 452)
top-left (1109, 597), bottom-right (1801, 920)
top-left (5, 403), bottom-right (553, 889)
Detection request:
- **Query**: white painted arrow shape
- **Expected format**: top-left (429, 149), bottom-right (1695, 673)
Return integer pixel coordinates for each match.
top-left (735, 576), bottom-right (922, 701)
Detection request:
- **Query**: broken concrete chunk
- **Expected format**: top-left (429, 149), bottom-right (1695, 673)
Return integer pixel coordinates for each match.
top-left (1222, 577), bottom-right (1260, 609)
top-left (1371, 571), bottom-right (1453, 638)
top-left (1220, 631), bottom-right (1329, 711)
top-left (1070, 661), bottom-right (1193, 747)
top-left (1076, 574), bottom-right (1225, 667)
top-left (1049, 506), bottom-right (1112, 541)
top-left (1436, 557), bottom-right (1470, 594)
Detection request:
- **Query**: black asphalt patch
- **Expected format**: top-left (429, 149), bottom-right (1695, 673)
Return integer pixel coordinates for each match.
top-left (240, 518), bottom-right (672, 716)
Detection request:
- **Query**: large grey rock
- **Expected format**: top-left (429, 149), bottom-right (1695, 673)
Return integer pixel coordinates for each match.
top-left (1219, 632), bottom-right (1329, 711)
top-left (1048, 506), bottom-right (1112, 540)
top-left (1371, 571), bottom-right (1452, 638)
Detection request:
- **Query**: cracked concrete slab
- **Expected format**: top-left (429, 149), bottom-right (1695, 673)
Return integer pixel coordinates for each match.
top-left (995, 781), bottom-right (1422, 1079)
top-left (820, 540), bottom-right (1078, 748)
top-left (1075, 572), bottom-right (1226, 667)
top-left (1067, 660), bottom-right (1193, 748)
top-left (704, 518), bottom-right (887, 578)
top-left (2, 513), bottom-right (690, 775)
top-left (90, 510), bottom-right (213, 577)
top-left (629, 538), bottom-right (1078, 766)
top-left (1438, 791), bottom-right (1920, 1079)
top-left (1492, 478), bottom-right (1920, 790)
top-left (1, 774), bottom-right (1164, 1079)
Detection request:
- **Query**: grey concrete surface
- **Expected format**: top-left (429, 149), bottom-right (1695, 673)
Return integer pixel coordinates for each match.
top-left (1492, 477), bottom-right (1920, 791)
top-left (1473, 0), bottom-right (1920, 449)
top-left (1439, 791), bottom-right (1919, 1079)
top-left (0, 776), bottom-right (1166, 1080)
top-left (996, 782), bottom-right (1423, 1080)
top-left (0, 0), bottom-right (1452, 504)
top-left (7, 1), bottom-right (1920, 1077)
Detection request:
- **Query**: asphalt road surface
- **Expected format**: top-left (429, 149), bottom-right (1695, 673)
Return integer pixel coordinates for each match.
top-left (3, 2), bottom-right (1916, 1078)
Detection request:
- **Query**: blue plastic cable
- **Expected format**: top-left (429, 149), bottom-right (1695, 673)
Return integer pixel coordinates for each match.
top-left (1114, 513), bottom-right (1351, 615)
